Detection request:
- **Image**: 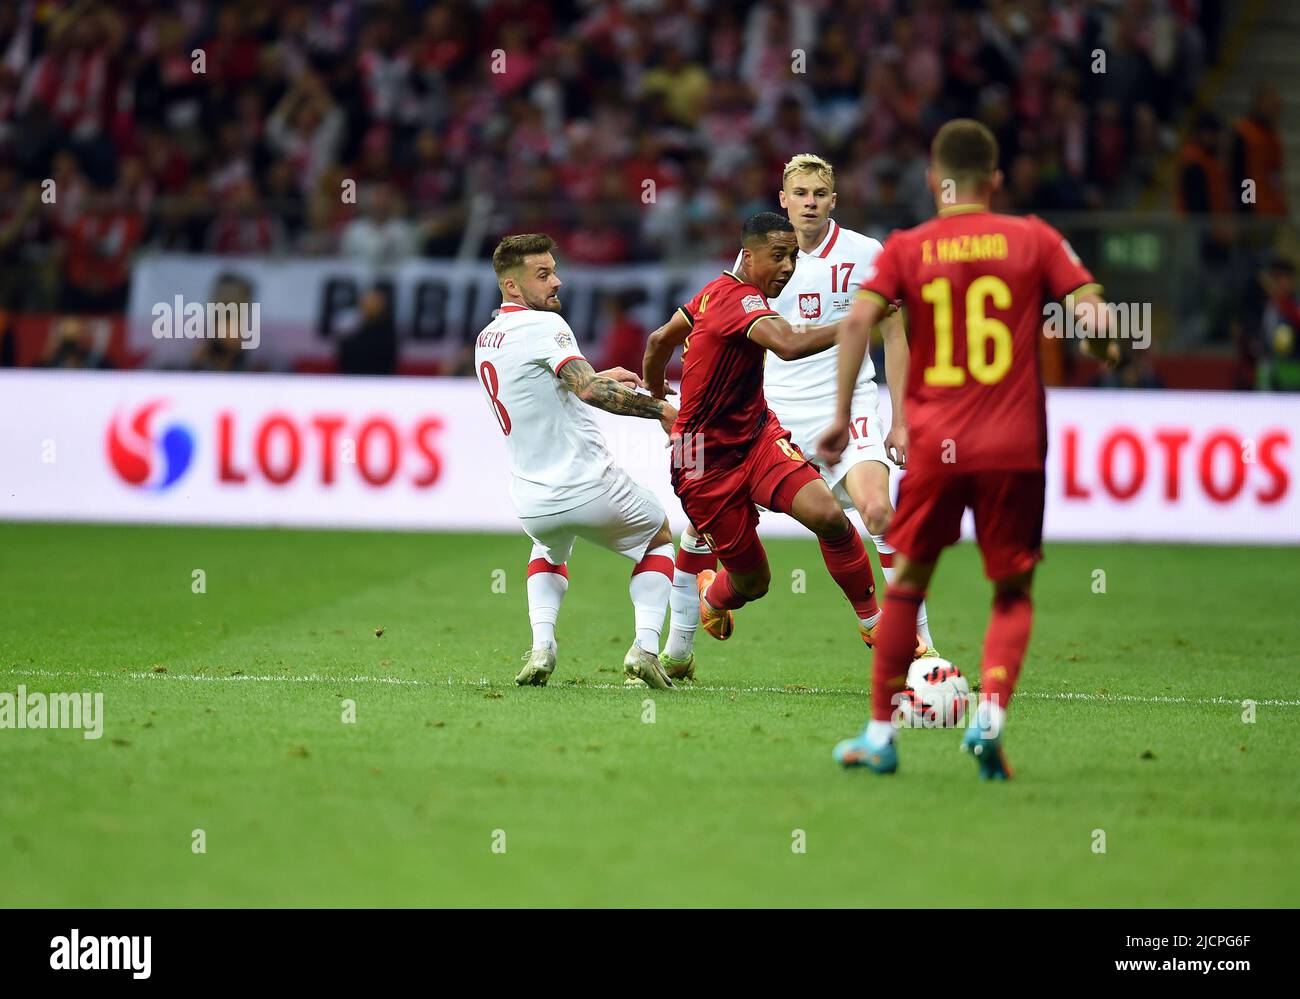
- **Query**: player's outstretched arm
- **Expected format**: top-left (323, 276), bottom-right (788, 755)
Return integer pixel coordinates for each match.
top-left (560, 357), bottom-right (677, 433)
top-left (747, 316), bottom-right (840, 361)
top-left (643, 310), bottom-right (691, 399)
top-left (817, 294), bottom-right (886, 465)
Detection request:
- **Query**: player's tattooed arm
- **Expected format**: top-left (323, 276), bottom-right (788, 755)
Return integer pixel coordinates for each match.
top-left (560, 358), bottom-right (677, 433)
top-left (643, 310), bottom-right (691, 399)
top-left (747, 315), bottom-right (841, 361)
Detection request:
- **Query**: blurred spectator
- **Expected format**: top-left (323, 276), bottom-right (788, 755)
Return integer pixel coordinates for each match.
top-left (202, 4), bottom-right (260, 89)
top-left (47, 148), bottom-right (89, 234)
top-left (566, 173), bottom-right (634, 264)
top-left (0, 171), bottom-right (44, 310)
top-left (61, 187), bottom-right (143, 313)
top-left (299, 166), bottom-right (355, 255)
top-left (340, 181), bottom-right (416, 267)
top-left (133, 11), bottom-right (205, 133)
top-left (566, 203), bottom-right (632, 264)
top-left (1003, 153), bottom-right (1045, 214)
top-left (189, 273), bottom-right (254, 372)
top-left (1178, 112), bottom-right (1233, 276)
top-left (1252, 257), bottom-right (1300, 391)
top-left (40, 315), bottom-right (112, 369)
top-left (206, 179), bottom-right (285, 255)
top-left (640, 47), bottom-right (711, 128)
top-left (1232, 82), bottom-right (1287, 218)
top-left (337, 286), bottom-right (397, 375)
top-left (265, 70), bottom-right (344, 197)
top-left (146, 176), bottom-right (208, 252)
top-left (862, 164), bottom-right (919, 238)
top-left (357, 14), bottom-right (416, 127)
top-left (597, 293), bottom-right (648, 372)
top-left (207, 121), bottom-right (256, 202)
top-left (263, 157), bottom-right (306, 244)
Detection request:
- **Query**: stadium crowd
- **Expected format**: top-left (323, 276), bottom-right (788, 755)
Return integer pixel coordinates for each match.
top-left (0, 0), bottom-right (1293, 388)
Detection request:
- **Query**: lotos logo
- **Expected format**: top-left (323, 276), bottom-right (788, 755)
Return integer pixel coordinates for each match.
top-left (107, 400), bottom-right (195, 490)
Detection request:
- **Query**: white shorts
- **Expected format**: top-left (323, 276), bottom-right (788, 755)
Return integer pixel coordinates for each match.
top-left (774, 383), bottom-right (890, 510)
top-left (519, 467), bottom-right (666, 564)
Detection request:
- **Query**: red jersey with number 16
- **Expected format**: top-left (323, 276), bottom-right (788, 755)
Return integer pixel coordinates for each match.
top-left (674, 270), bottom-right (782, 461)
top-left (857, 206), bottom-right (1099, 472)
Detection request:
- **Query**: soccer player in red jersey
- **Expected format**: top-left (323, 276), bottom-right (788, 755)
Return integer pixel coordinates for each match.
top-left (818, 120), bottom-right (1114, 778)
top-left (642, 212), bottom-right (884, 659)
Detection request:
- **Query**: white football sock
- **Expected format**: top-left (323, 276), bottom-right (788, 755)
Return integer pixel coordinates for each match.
top-left (866, 719), bottom-right (896, 745)
top-left (526, 548), bottom-right (568, 650)
top-left (666, 530), bottom-right (712, 659)
top-left (630, 543), bottom-right (674, 655)
top-left (871, 533), bottom-right (935, 649)
top-left (916, 602), bottom-right (934, 649)
top-left (975, 696), bottom-right (1007, 737)
top-left (666, 570), bottom-right (698, 658)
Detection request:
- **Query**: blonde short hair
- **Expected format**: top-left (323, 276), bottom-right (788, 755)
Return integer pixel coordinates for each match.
top-left (782, 153), bottom-right (835, 190)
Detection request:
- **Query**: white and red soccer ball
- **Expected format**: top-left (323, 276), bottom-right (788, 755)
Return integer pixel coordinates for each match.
top-left (896, 658), bottom-right (971, 729)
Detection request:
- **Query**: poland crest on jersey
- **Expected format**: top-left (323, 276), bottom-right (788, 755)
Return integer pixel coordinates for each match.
top-left (798, 293), bottom-right (821, 319)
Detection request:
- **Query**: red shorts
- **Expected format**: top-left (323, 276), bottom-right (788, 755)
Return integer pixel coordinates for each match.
top-left (673, 412), bottom-right (822, 573)
top-left (887, 466), bottom-right (1045, 580)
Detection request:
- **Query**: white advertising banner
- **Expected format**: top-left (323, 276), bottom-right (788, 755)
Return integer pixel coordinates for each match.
top-left (126, 255), bottom-right (723, 369)
top-left (0, 370), bottom-right (1295, 544)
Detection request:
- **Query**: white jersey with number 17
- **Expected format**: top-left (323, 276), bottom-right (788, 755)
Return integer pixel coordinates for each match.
top-left (474, 303), bottom-right (614, 517)
top-left (763, 220), bottom-right (883, 406)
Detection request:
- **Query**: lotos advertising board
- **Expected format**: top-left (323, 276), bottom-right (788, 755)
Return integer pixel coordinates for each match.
top-left (0, 370), bottom-right (1294, 544)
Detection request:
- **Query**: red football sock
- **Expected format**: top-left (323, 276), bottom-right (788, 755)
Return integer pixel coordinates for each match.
top-left (703, 568), bottom-right (750, 610)
top-left (675, 542), bottom-right (717, 576)
top-left (871, 587), bottom-right (924, 722)
top-left (979, 591), bottom-right (1033, 711)
top-left (818, 526), bottom-right (879, 619)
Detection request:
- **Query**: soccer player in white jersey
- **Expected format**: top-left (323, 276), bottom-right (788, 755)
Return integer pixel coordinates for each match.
top-left (475, 233), bottom-right (679, 689)
top-left (659, 155), bottom-right (937, 679)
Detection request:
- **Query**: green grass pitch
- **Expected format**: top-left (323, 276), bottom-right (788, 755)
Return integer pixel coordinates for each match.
top-left (1, 522), bottom-right (1297, 907)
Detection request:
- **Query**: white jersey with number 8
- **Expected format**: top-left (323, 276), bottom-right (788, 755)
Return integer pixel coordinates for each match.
top-left (474, 303), bottom-right (614, 517)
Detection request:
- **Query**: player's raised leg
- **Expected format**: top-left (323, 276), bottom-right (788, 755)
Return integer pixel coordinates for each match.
top-left (517, 537), bottom-right (574, 686)
top-left (662, 525), bottom-right (714, 679)
top-left (697, 528), bottom-right (770, 642)
top-left (842, 459), bottom-right (935, 655)
top-left (676, 474), bottom-right (771, 643)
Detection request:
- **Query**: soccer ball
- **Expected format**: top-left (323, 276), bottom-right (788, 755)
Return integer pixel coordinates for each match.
top-left (896, 658), bottom-right (970, 729)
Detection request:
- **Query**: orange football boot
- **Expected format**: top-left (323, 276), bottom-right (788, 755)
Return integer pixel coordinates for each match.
top-left (859, 618), bottom-right (927, 658)
top-left (696, 569), bottom-right (734, 640)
